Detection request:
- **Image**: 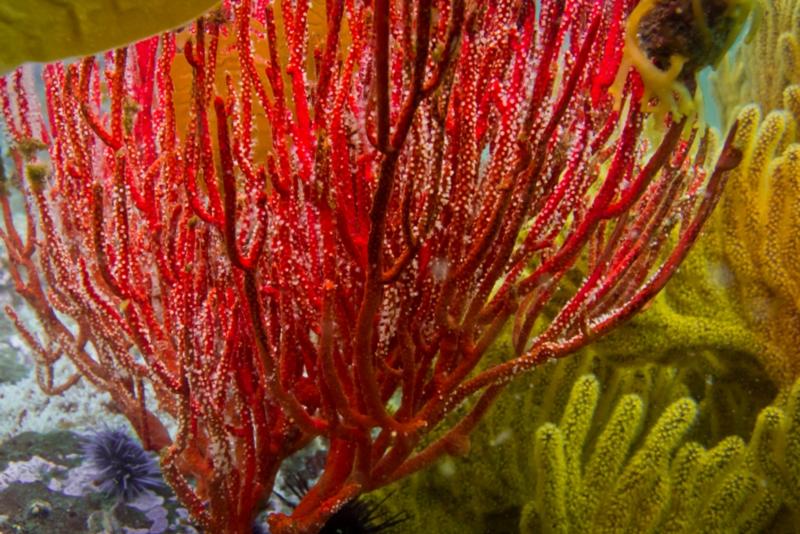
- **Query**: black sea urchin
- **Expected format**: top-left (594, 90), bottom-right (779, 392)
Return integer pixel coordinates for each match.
top-left (318, 496), bottom-right (409, 534)
top-left (270, 472), bottom-right (408, 534)
top-left (81, 427), bottom-right (163, 501)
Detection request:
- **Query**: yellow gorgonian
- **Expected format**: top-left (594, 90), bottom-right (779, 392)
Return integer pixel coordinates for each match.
top-left (591, 1), bottom-right (800, 390)
top-left (712, 98), bottom-right (800, 388)
top-left (592, 103), bottom-right (800, 389)
top-left (708, 0), bottom-right (800, 388)
top-left (714, 0), bottom-right (800, 116)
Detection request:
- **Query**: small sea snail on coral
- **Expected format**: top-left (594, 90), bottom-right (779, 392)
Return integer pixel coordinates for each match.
top-left (638, 0), bottom-right (752, 88)
top-left (613, 0), bottom-right (752, 117)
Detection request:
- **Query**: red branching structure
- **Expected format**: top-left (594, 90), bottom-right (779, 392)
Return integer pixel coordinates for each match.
top-left (0, 0), bottom-right (742, 532)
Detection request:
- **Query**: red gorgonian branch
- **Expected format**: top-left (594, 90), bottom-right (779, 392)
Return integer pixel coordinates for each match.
top-left (0, 1), bottom-right (743, 532)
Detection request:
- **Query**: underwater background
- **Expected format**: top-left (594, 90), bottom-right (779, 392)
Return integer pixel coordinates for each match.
top-left (0, 0), bottom-right (799, 533)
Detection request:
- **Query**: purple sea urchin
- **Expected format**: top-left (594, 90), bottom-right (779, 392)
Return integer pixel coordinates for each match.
top-left (81, 428), bottom-right (163, 501)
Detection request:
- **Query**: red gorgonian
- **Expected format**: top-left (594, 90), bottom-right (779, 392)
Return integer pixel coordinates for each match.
top-left (0, 0), bottom-right (743, 532)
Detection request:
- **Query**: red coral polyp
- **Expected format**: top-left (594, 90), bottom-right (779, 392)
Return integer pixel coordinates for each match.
top-left (0, 1), bottom-right (743, 533)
